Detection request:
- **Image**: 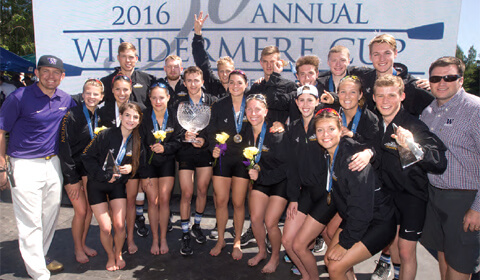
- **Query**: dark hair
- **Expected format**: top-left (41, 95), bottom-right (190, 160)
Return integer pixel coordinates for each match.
top-left (314, 108), bottom-right (342, 129)
top-left (183, 66), bottom-right (204, 79)
top-left (149, 82), bottom-right (169, 97)
top-left (429, 56), bottom-right (465, 77)
top-left (119, 102), bottom-right (143, 177)
top-left (338, 75), bottom-right (365, 107)
top-left (228, 69), bottom-right (248, 83)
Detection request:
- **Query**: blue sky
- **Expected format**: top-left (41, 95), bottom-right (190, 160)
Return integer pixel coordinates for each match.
top-left (457, 0), bottom-right (480, 56)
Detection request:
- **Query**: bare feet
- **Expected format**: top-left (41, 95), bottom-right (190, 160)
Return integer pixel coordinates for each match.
top-left (209, 240), bottom-right (226, 256)
top-left (151, 241), bottom-right (160, 255)
top-left (106, 257), bottom-right (116, 271)
top-left (232, 244), bottom-right (243, 260)
top-left (127, 241), bottom-right (138, 255)
top-left (248, 251), bottom-right (267, 266)
top-left (160, 239), bottom-right (169, 255)
top-left (116, 255), bottom-right (126, 270)
top-left (83, 246), bottom-right (97, 257)
top-left (75, 250), bottom-right (89, 264)
top-left (261, 258), bottom-right (280, 273)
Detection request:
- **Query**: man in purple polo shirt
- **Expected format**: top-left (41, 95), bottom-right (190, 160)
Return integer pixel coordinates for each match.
top-left (0, 55), bottom-right (76, 280)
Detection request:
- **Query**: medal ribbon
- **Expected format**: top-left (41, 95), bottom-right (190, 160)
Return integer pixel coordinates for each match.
top-left (116, 134), bottom-right (132, 166)
top-left (189, 93), bottom-right (204, 105)
top-left (341, 108), bottom-right (362, 134)
top-left (326, 146), bottom-right (339, 193)
top-left (151, 109), bottom-right (169, 131)
top-left (233, 97), bottom-right (246, 135)
top-left (254, 123), bottom-right (267, 164)
top-left (82, 102), bottom-right (98, 140)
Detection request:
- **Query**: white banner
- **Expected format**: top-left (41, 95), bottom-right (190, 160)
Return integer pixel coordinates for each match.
top-left (33, 0), bottom-right (462, 94)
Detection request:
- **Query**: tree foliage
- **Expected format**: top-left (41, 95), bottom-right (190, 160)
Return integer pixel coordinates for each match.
top-left (0, 0), bottom-right (34, 56)
top-left (456, 45), bottom-right (479, 96)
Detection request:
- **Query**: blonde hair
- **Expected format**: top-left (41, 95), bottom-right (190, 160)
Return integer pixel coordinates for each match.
top-left (328, 45), bottom-right (350, 59)
top-left (83, 78), bottom-right (104, 94)
top-left (217, 56), bottom-right (234, 68)
top-left (368, 34), bottom-right (397, 54)
top-left (118, 42), bottom-right (137, 55)
top-left (165, 55), bottom-right (182, 64)
top-left (374, 74), bottom-right (404, 96)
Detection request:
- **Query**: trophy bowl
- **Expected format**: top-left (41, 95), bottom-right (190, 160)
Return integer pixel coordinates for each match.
top-left (177, 102), bottom-right (211, 143)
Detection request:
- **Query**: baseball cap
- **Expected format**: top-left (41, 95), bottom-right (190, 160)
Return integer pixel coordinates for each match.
top-left (296, 85), bottom-right (318, 97)
top-left (37, 55), bottom-right (65, 72)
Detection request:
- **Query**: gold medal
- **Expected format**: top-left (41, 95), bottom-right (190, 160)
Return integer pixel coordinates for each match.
top-left (327, 192), bottom-right (332, 206)
top-left (253, 164), bottom-right (261, 171)
top-left (234, 134), bottom-right (242, 143)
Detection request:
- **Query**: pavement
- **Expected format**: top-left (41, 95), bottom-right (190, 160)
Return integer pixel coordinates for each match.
top-left (0, 189), bottom-right (443, 280)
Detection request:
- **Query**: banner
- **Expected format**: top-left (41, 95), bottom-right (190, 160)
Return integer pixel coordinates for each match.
top-left (33, 0), bottom-right (462, 94)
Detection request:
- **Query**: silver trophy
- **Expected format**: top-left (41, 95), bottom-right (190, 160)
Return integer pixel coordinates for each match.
top-left (392, 123), bottom-right (424, 169)
top-left (177, 102), bottom-right (211, 143)
top-left (103, 150), bottom-right (121, 176)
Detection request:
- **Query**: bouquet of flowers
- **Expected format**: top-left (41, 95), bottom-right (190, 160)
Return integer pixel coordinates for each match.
top-left (213, 132), bottom-right (229, 168)
top-left (243, 147), bottom-right (259, 184)
top-left (148, 130), bottom-right (167, 164)
top-left (94, 126), bottom-right (107, 135)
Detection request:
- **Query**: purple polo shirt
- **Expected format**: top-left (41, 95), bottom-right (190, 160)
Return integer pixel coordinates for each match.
top-left (0, 82), bottom-right (76, 158)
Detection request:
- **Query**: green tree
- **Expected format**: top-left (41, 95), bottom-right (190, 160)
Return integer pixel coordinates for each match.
top-left (0, 0), bottom-right (34, 56)
top-left (456, 45), bottom-right (480, 96)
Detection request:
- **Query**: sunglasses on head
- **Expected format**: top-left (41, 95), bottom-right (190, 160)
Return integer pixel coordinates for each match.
top-left (429, 74), bottom-right (461, 83)
top-left (246, 94), bottom-right (267, 104)
top-left (112, 74), bottom-right (132, 84)
top-left (150, 81), bottom-right (168, 89)
top-left (340, 75), bottom-right (360, 83)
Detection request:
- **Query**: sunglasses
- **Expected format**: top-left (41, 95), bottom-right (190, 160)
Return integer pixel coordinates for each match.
top-left (112, 74), bottom-right (132, 84)
top-left (429, 74), bottom-right (461, 83)
top-left (340, 75), bottom-right (360, 83)
top-left (150, 81), bottom-right (168, 89)
top-left (246, 94), bottom-right (267, 105)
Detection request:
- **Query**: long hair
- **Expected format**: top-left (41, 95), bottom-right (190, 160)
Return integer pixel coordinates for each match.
top-left (119, 102), bottom-right (143, 177)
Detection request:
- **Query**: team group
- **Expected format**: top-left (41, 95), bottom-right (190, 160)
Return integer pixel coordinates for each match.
top-left (0, 12), bottom-right (478, 280)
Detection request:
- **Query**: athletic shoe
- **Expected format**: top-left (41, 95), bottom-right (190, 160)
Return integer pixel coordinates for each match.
top-left (191, 224), bottom-right (207, 244)
top-left (45, 257), bottom-right (63, 273)
top-left (167, 213), bottom-right (173, 232)
top-left (135, 215), bottom-right (150, 237)
top-left (371, 260), bottom-right (391, 280)
top-left (283, 253), bottom-right (292, 263)
top-left (240, 226), bottom-right (255, 246)
top-left (266, 233), bottom-right (272, 254)
top-left (313, 236), bottom-right (326, 252)
top-left (209, 224), bottom-right (218, 240)
top-left (291, 264), bottom-right (301, 275)
top-left (180, 233), bottom-right (193, 256)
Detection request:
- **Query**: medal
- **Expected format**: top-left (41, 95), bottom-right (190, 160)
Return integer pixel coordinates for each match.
top-left (327, 192), bottom-right (332, 206)
top-left (253, 164), bottom-right (261, 171)
top-left (234, 134), bottom-right (242, 143)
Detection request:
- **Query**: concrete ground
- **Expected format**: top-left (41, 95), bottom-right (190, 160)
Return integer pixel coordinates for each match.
top-left (1, 191), bottom-right (443, 280)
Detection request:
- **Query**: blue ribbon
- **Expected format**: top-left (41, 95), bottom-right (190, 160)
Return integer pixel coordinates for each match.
top-left (392, 68), bottom-right (397, 76)
top-left (151, 109), bottom-right (169, 132)
top-left (341, 108), bottom-right (362, 134)
top-left (254, 123), bottom-right (267, 164)
top-left (233, 97), bottom-right (246, 134)
top-left (189, 93), bottom-right (204, 105)
top-left (82, 102), bottom-right (97, 140)
top-left (327, 146), bottom-right (339, 193)
top-left (116, 134), bottom-right (132, 166)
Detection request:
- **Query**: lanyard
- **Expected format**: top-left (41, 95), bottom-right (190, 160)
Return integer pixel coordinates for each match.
top-left (233, 97), bottom-right (246, 134)
top-left (152, 109), bottom-right (169, 131)
top-left (254, 123), bottom-right (267, 164)
top-left (392, 68), bottom-right (397, 76)
top-left (326, 146), bottom-right (339, 193)
top-left (116, 134), bottom-right (132, 165)
top-left (328, 74), bottom-right (335, 92)
top-left (341, 107), bottom-right (362, 134)
top-left (189, 93), bottom-right (203, 105)
top-left (82, 103), bottom-right (97, 140)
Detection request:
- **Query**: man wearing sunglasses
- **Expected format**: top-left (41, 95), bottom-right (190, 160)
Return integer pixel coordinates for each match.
top-left (420, 56), bottom-right (480, 280)
top-left (101, 42), bottom-right (156, 107)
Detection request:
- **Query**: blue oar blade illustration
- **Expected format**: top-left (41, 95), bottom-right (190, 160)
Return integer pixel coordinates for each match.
top-left (405, 22), bottom-right (444, 40)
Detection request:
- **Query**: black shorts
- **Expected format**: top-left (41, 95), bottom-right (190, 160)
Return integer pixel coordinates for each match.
top-left (177, 150), bottom-right (213, 170)
top-left (253, 179), bottom-right (287, 199)
top-left (212, 156), bottom-right (249, 179)
top-left (143, 159), bottom-right (176, 178)
top-left (87, 180), bottom-right (126, 205)
top-left (393, 191), bottom-right (427, 241)
top-left (340, 217), bottom-right (396, 256)
top-left (298, 188), bottom-right (337, 225)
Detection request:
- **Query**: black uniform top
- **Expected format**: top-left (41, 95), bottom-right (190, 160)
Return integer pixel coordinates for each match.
top-left (343, 107), bottom-right (380, 156)
top-left (286, 117), bottom-right (328, 202)
top-left (317, 66), bottom-right (363, 93)
top-left (192, 34), bottom-right (228, 99)
top-left (206, 95), bottom-right (249, 157)
top-left (350, 63), bottom-right (434, 117)
top-left (59, 103), bottom-right (99, 185)
top-left (378, 107), bottom-right (447, 201)
top-left (156, 76), bottom-right (188, 107)
top-left (244, 122), bottom-right (289, 187)
top-left (82, 126), bottom-right (145, 185)
top-left (172, 91), bottom-right (217, 159)
top-left (139, 107), bottom-right (181, 168)
top-left (330, 137), bottom-right (395, 250)
top-left (101, 67), bottom-right (156, 107)
top-left (247, 72), bottom-right (297, 124)
top-left (97, 101), bottom-right (146, 128)
top-left (288, 79), bottom-right (340, 122)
